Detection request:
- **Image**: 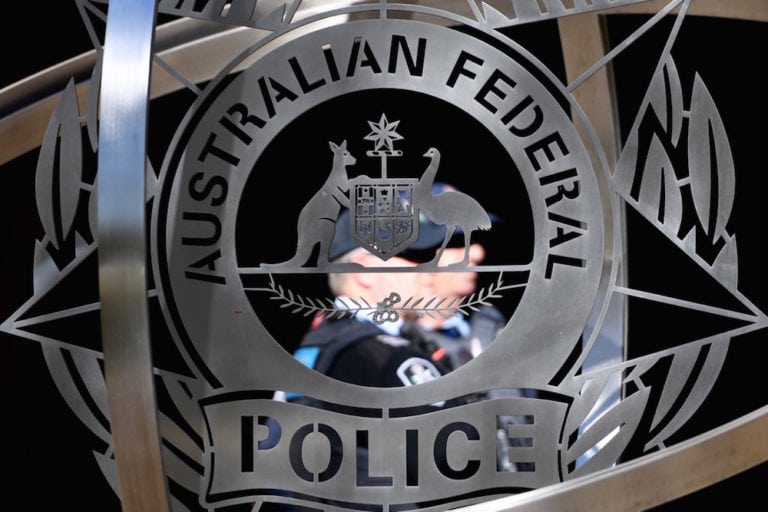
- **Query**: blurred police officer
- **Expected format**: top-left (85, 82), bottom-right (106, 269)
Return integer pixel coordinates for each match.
top-left (399, 183), bottom-right (535, 473)
top-left (396, 182), bottom-right (505, 372)
top-left (279, 207), bottom-right (454, 491)
top-left (287, 207), bottom-right (451, 391)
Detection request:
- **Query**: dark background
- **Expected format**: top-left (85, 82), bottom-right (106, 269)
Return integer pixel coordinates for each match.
top-left (2, 2), bottom-right (767, 511)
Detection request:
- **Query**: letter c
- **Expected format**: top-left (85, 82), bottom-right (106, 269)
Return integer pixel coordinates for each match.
top-left (434, 422), bottom-right (481, 480)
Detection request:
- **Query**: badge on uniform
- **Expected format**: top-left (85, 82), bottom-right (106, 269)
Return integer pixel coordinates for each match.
top-left (396, 357), bottom-right (442, 387)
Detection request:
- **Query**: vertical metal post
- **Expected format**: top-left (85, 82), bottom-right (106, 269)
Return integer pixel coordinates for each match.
top-left (97, 1), bottom-right (170, 511)
top-left (558, 11), bottom-right (627, 464)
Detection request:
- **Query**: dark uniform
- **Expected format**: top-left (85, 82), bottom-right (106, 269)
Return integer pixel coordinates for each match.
top-left (290, 315), bottom-right (448, 390)
top-left (283, 314), bottom-right (451, 491)
top-left (401, 305), bottom-right (536, 472)
top-left (400, 305), bottom-right (505, 371)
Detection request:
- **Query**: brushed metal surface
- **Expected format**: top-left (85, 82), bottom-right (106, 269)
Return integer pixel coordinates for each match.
top-left (455, 403), bottom-right (768, 511)
top-left (97, 0), bottom-right (170, 510)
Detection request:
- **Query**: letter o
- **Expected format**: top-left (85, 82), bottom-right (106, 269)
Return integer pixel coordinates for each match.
top-left (289, 423), bottom-right (343, 482)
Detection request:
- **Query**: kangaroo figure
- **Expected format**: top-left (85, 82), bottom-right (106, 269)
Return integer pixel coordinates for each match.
top-left (264, 140), bottom-right (355, 268)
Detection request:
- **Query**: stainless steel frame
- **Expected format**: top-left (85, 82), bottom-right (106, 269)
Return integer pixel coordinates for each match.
top-left (96, 1), bottom-right (169, 511)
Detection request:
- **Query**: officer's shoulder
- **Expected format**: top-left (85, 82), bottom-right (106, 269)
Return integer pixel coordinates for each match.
top-left (373, 333), bottom-right (411, 348)
top-left (473, 304), bottom-right (505, 322)
top-left (299, 316), bottom-right (381, 347)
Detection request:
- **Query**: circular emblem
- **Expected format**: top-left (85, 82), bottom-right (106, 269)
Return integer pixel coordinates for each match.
top-left (152, 10), bottom-right (614, 507)
top-left (156, 18), bottom-right (611, 399)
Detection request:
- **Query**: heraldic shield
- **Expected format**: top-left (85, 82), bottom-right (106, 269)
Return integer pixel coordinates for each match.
top-left (350, 177), bottom-right (419, 260)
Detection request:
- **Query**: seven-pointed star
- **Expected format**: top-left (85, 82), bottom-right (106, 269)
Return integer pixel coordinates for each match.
top-left (364, 113), bottom-right (403, 151)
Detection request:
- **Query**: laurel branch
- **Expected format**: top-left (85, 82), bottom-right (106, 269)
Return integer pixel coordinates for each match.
top-left (256, 272), bottom-right (516, 324)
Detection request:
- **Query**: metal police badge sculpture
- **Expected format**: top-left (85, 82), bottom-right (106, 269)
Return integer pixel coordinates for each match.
top-left (3, 0), bottom-right (768, 511)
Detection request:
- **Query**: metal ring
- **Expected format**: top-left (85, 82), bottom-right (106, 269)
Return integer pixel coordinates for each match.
top-left (97, 1), bottom-right (170, 510)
